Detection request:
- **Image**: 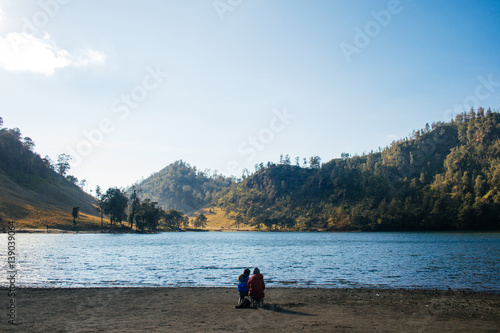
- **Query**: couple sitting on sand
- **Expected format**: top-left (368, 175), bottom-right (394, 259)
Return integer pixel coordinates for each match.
top-left (236, 267), bottom-right (265, 308)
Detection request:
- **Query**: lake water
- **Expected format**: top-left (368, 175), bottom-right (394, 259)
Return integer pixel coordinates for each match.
top-left (1, 232), bottom-right (499, 291)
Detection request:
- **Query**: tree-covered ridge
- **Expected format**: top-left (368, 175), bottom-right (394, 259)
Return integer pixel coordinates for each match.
top-left (0, 125), bottom-right (55, 187)
top-left (134, 160), bottom-right (233, 214)
top-left (0, 117), bottom-right (99, 226)
top-left (216, 108), bottom-right (500, 231)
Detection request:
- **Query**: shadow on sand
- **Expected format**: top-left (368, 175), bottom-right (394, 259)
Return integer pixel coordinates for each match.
top-left (260, 303), bottom-right (315, 316)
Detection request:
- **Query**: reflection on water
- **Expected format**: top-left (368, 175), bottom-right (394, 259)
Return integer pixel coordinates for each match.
top-left (0, 232), bottom-right (499, 291)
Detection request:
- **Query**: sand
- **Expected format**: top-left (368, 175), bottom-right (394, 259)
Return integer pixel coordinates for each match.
top-left (1, 287), bottom-right (499, 332)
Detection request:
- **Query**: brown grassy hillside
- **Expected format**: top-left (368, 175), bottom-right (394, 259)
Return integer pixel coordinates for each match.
top-left (0, 125), bottom-right (105, 230)
top-left (0, 170), bottom-right (103, 229)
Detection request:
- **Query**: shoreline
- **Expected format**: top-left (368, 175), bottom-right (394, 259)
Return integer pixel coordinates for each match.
top-left (9, 228), bottom-right (500, 234)
top-left (10, 228), bottom-right (237, 233)
top-left (2, 287), bottom-right (498, 332)
top-left (5, 285), bottom-right (500, 294)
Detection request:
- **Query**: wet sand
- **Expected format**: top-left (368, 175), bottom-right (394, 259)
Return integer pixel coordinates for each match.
top-left (1, 287), bottom-right (499, 332)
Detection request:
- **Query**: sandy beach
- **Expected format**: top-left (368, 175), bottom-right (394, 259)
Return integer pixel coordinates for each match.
top-left (1, 287), bottom-right (498, 332)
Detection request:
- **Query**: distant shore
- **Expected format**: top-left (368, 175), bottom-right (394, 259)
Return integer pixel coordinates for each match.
top-left (10, 227), bottom-right (138, 234)
top-left (1, 287), bottom-right (498, 332)
top-left (9, 228), bottom-right (229, 233)
top-left (9, 228), bottom-right (500, 234)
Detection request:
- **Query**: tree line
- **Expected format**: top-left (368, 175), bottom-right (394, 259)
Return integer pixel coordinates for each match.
top-left (93, 185), bottom-right (208, 232)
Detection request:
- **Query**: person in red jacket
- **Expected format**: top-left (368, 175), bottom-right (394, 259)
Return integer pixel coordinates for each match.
top-left (248, 267), bottom-right (265, 307)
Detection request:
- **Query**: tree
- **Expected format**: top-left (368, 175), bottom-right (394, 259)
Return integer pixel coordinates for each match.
top-left (279, 154), bottom-right (291, 165)
top-left (0, 116), bottom-right (3, 128)
top-left (66, 175), bottom-right (78, 185)
top-left (42, 155), bottom-right (54, 170)
top-left (477, 107), bottom-right (485, 118)
top-left (56, 153), bottom-right (71, 176)
top-left (309, 156), bottom-right (321, 169)
top-left (341, 152), bottom-right (351, 160)
top-left (284, 154), bottom-right (291, 165)
top-left (182, 215), bottom-right (189, 228)
top-left (22, 137), bottom-right (35, 151)
top-left (252, 214), bottom-right (266, 231)
top-left (95, 186), bottom-right (105, 228)
top-left (72, 206), bottom-right (80, 229)
top-left (128, 186), bottom-right (141, 229)
top-left (102, 188), bottom-right (128, 228)
top-left (162, 209), bottom-right (187, 230)
top-left (282, 216), bottom-right (296, 231)
top-left (234, 213), bottom-right (244, 230)
top-left (474, 175), bottom-right (486, 198)
top-left (194, 213), bottom-right (207, 229)
top-left (135, 199), bottom-right (161, 231)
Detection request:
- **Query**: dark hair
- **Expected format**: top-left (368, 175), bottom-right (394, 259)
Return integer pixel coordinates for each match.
top-left (238, 274), bottom-right (245, 281)
top-left (253, 267), bottom-right (260, 275)
top-left (243, 268), bottom-right (250, 276)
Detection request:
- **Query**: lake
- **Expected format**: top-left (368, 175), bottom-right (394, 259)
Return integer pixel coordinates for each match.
top-left (1, 232), bottom-right (499, 291)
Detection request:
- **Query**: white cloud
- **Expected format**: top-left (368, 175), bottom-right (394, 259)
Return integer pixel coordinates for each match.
top-left (0, 32), bottom-right (105, 75)
top-left (77, 49), bottom-right (106, 66)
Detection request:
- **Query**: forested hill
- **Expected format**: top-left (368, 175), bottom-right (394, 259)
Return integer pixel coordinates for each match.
top-left (133, 160), bottom-right (233, 214)
top-left (0, 119), bottom-right (99, 228)
top-left (215, 108), bottom-right (500, 231)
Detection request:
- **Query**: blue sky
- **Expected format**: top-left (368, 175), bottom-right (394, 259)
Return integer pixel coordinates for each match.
top-left (1, 0), bottom-right (499, 192)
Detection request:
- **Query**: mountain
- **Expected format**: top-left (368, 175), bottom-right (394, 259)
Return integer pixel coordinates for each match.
top-left (215, 108), bottom-right (500, 231)
top-left (5, 108), bottom-right (500, 232)
top-left (132, 160), bottom-right (233, 214)
top-left (0, 125), bottom-right (100, 229)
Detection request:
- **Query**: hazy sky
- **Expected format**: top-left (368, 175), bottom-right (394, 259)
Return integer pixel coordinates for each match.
top-left (1, 0), bottom-right (499, 192)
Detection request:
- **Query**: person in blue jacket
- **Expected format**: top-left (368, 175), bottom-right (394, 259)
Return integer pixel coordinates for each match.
top-left (237, 268), bottom-right (251, 305)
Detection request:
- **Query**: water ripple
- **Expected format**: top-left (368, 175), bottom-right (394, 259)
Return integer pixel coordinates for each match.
top-left (0, 232), bottom-right (498, 291)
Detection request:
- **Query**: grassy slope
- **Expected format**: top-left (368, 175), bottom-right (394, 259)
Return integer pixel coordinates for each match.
top-left (0, 170), bottom-right (103, 229)
top-left (189, 207), bottom-right (257, 231)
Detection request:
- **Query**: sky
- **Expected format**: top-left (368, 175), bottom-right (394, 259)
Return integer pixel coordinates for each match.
top-left (1, 0), bottom-right (499, 193)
